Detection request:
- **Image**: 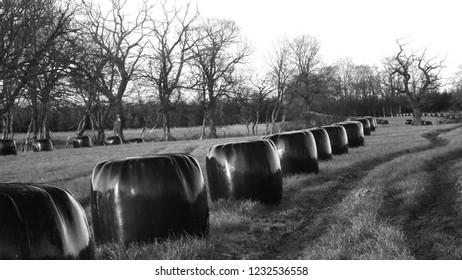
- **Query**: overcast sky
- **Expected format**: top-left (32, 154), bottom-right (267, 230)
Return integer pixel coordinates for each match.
top-left (97, 0), bottom-right (462, 84)
top-left (195, 0), bottom-right (462, 83)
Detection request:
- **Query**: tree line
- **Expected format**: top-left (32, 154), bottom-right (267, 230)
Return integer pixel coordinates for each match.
top-left (1, 0), bottom-right (460, 144)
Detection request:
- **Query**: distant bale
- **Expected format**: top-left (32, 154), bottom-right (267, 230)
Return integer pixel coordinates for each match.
top-left (104, 136), bottom-right (122, 145)
top-left (91, 154), bottom-right (209, 244)
top-left (0, 139), bottom-right (17, 156)
top-left (0, 183), bottom-right (94, 259)
top-left (338, 121), bottom-right (365, 147)
top-left (206, 139), bottom-right (282, 204)
top-left (364, 116), bottom-right (377, 131)
top-left (348, 117), bottom-right (371, 136)
top-left (264, 131), bottom-right (319, 175)
top-left (405, 119), bottom-right (413, 125)
top-left (33, 139), bottom-right (53, 152)
top-left (306, 127), bottom-right (332, 160)
top-left (73, 135), bottom-right (92, 148)
top-left (321, 125), bottom-right (349, 155)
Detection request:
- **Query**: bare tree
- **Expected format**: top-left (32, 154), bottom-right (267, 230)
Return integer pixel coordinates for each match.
top-left (191, 18), bottom-right (251, 139)
top-left (383, 40), bottom-right (444, 125)
top-left (1, 0), bottom-right (75, 139)
top-left (249, 75), bottom-right (273, 135)
top-left (79, 0), bottom-right (151, 142)
top-left (142, 1), bottom-right (199, 141)
top-left (289, 34), bottom-right (322, 125)
top-left (266, 37), bottom-right (293, 134)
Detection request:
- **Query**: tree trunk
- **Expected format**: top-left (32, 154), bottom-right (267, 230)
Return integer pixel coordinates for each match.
top-left (412, 107), bottom-right (422, 126)
top-left (2, 107), bottom-right (14, 140)
top-left (252, 111), bottom-right (259, 135)
top-left (161, 111), bottom-right (175, 141)
top-left (114, 98), bottom-right (125, 142)
top-left (279, 108), bottom-right (288, 133)
top-left (208, 101), bottom-right (218, 138)
top-left (200, 114), bottom-right (207, 140)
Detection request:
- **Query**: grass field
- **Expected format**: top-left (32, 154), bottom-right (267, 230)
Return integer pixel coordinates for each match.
top-left (2, 116), bottom-right (462, 259)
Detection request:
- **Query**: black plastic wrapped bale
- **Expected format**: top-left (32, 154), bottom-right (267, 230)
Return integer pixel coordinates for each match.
top-left (206, 139), bottom-right (283, 204)
top-left (321, 125), bottom-right (349, 155)
top-left (263, 131), bottom-right (319, 175)
top-left (338, 121), bottom-right (365, 147)
top-left (0, 139), bottom-right (17, 156)
top-left (0, 183), bottom-right (95, 260)
top-left (306, 127), bottom-right (333, 160)
top-left (91, 154), bottom-right (209, 244)
top-left (33, 139), bottom-right (53, 152)
top-left (104, 136), bottom-right (122, 145)
top-left (364, 116), bottom-right (377, 131)
top-left (348, 117), bottom-right (371, 136)
top-left (73, 135), bottom-right (92, 148)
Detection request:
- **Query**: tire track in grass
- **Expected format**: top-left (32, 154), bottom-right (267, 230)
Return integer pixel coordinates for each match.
top-left (401, 148), bottom-right (462, 259)
top-left (259, 126), bottom-right (461, 259)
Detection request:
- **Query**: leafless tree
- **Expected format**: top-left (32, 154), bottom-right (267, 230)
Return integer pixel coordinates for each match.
top-left (191, 18), bottom-right (251, 139)
top-left (249, 75), bottom-right (273, 135)
top-left (142, 1), bottom-right (199, 141)
top-left (289, 34), bottom-right (322, 125)
top-left (266, 37), bottom-right (293, 134)
top-left (383, 40), bottom-right (444, 125)
top-left (78, 0), bottom-right (151, 142)
top-left (1, 0), bottom-right (75, 139)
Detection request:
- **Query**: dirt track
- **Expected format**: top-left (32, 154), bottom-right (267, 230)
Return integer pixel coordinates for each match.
top-left (251, 125), bottom-right (462, 260)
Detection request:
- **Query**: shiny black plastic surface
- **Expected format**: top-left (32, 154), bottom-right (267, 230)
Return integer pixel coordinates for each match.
top-left (104, 136), bottom-right (122, 145)
top-left (0, 183), bottom-right (94, 259)
top-left (321, 125), bottom-right (349, 155)
top-left (206, 139), bottom-right (283, 204)
top-left (338, 121), bottom-right (365, 147)
top-left (33, 139), bottom-right (53, 152)
top-left (307, 127), bottom-right (333, 160)
top-left (349, 117), bottom-right (371, 136)
top-left (264, 131), bottom-right (319, 175)
top-left (0, 139), bottom-right (17, 156)
top-left (91, 154), bottom-right (209, 244)
top-left (364, 116), bottom-right (377, 131)
top-left (73, 135), bottom-right (92, 148)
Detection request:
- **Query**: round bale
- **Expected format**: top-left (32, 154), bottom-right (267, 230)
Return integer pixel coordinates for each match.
top-left (306, 127), bottom-right (333, 161)
top-left (104, 136), bottom-right (122, 145)
top-left (0, 183), bottom-right (94, 259)
top-left (0, 139), bottom-right (17, 156)
top-left (321, 125), bottom-right (349, 155)
top-left (206, 139), bottom-right (283, 204)
top-left (73, 135), bottom-right (92, 148)
top-left (338, 121), bottom-right (365, 147)
top-left (364, 116), bottom-right (377, 131)
top-left (33, 139), bottom-right (53, 152)
top-left (91, 154), bottom-right (209, 244)
top-left (263, 131), bottom-right (318, 175)
top-left (349, 117), bottom-right (371, 136)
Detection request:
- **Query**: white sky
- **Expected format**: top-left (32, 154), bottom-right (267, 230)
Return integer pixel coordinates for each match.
top-left (99, 0), bottom-right (462, 85)
top-left (195, 0), bottom-right (462, 83)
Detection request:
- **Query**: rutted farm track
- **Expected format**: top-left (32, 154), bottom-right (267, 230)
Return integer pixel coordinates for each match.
top-left (223, 125), bottom-right (462, 260)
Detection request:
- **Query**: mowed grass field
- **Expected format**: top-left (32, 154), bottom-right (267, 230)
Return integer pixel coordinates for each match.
top-left (2, 116), bottom-right (462, 259)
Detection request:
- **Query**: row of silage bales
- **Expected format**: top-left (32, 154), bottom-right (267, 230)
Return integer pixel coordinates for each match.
top-left (87, 117), bottom-right (377, 246)
top-left (0, 116), bottom-right (378, 258)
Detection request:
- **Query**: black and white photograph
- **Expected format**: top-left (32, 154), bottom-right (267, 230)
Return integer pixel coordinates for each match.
top-left (1, 0), bottom-right (462, 278)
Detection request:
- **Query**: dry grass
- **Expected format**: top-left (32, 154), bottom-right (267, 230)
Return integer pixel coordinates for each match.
top-left (2, 118), bottom-right (462, 259)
